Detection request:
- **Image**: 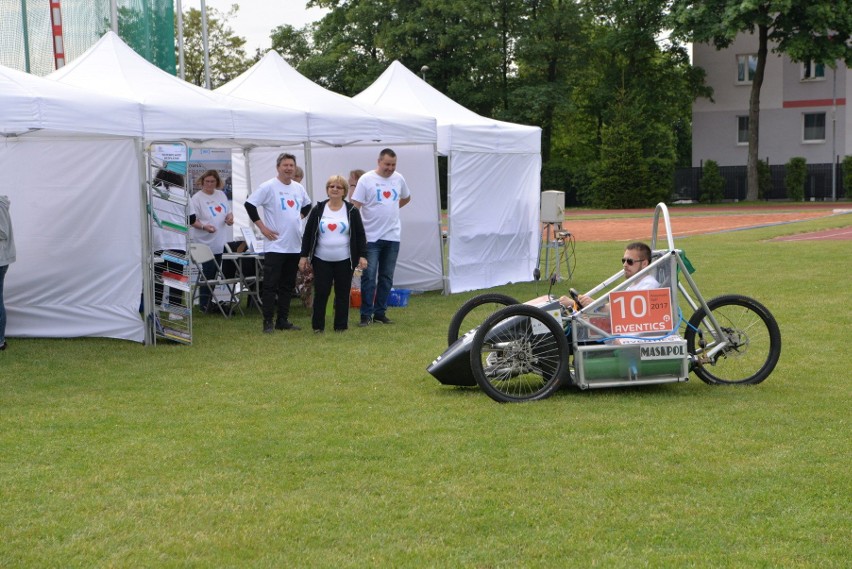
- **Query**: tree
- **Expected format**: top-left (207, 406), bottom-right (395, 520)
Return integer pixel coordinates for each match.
top-left (178, 4), bottom-right (254, 88)
top-left (590, 91), bottom-right (658, 208)
top-left (508, 0), bottom-right (590, 162)
top-left (669, 1), bottom-right (852, 201)
top-left (269, 24), bottom-right (313, 68)
top-left (299, 0), bottom-right (517, 105)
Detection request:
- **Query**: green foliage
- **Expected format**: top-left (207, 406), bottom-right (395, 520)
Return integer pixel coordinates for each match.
top-left (699, 160), bottom-right (725, 203)
top-left (842, 155), bottom-right (852, 195)
top-left (178, 5), bottom-right (254, 88)
top-left (541, 160), bottom-right (584, 207)
top-left (269, 24), bottom-right (312, 67)
top-left (1, 211), bottom-right (850, 566)
top-left (757, 158), bottom-right (772, 200)
top-left (785, 157), bottom-right (808, 201)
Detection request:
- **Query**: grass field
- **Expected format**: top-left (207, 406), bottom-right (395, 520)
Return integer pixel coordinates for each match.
top-left (1, 211), bottom-right (850, 567)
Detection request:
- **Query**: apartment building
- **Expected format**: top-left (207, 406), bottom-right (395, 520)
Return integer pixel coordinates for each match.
top-left (692, 32), bottom-right (848, 170)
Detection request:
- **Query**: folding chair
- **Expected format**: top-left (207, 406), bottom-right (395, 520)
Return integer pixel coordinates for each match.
top-left (223, 242), bottom-right (262, 311)
top-left (189, 242), bottom-right (243, 316)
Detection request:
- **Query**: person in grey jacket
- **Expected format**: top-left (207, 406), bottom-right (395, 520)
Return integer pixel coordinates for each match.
top-left (0, 195), bottom-right (16, 351)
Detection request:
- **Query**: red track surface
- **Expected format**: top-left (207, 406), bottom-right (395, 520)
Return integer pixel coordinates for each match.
top-left (555, 204), bottom-right (850, 242)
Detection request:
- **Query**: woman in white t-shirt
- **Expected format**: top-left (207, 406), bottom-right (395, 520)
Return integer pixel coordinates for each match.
top-left (190, 170), bottom-right (233, 312)
top-left (299, 175), bottom-right (368, 333)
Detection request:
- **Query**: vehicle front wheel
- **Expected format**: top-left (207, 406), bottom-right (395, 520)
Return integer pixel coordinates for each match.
top-left (470, 304), bottom-right (570, 402)
top-left (685, 294), bottom-right (781, 385)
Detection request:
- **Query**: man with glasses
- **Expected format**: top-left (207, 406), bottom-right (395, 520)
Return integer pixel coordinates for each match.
top-left (560, 241), bottom-right (659, 309)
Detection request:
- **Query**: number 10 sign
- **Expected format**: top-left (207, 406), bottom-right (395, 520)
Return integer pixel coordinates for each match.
top-left (609, 288), bottom-right (673, 335)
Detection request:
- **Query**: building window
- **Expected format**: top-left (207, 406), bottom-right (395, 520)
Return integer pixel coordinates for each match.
top-left (737, 116), bottom-right (749, 144)
top-left (803, 113), bottom-right (826, 142)
top-left (802, 60), bottom-right (826, 80)
top-left (737, 54), bottom-right (757, 83)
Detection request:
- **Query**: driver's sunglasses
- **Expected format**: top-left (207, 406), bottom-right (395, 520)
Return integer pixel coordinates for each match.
top-left (621, 257), bottom-right (646, 266)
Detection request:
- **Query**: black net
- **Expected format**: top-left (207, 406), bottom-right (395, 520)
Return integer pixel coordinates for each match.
top-left (0, 0), bottom-right (175, 76)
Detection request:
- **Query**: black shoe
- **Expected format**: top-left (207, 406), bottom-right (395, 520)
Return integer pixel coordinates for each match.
top-left (358, 315), bottom-right (371, 327)
top-left (334, 328), bottom-right (347, 333)
top-left (313, 329), bottom-right (324, 334)
top-left (263, 320), bottom-right (274, 334)
top-left (276, 319), bottom-right (300, 331)
top-left (0, 341), bottom-right (6, 350)
top-left (373, 314), bottom-right (393, 324)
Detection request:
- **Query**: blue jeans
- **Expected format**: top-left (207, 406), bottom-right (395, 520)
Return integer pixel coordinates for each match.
top-left (0, 264), bottom-right (7, 345)
top-left (360, 240), bottom-right (399, 319)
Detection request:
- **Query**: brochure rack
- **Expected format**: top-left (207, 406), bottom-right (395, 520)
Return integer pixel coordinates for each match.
top-left (145, 142), bottom-right (192, 345)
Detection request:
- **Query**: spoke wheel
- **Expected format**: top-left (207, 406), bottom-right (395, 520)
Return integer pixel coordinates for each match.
top-left (685, 294), bottom-right (781, 385)
top-left (447, 293), bottom-right (519, 345)
top-left (470, 304), bottom-right (569, 402)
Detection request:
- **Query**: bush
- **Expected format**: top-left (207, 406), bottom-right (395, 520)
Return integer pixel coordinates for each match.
top-left (699, 160), bottom-right (724, 203)
top-left (757, 159), bottom-right (772, 200)
top-left (541, 160), bottom-right (582, 206)
top-left (785, 157), bottom-right (807, 201)
top-left (842, 155), bottom-right (852, 197)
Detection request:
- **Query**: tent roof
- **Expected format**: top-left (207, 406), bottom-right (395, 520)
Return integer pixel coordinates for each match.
top-left (0, 64), bottom-right (142, 137)
top-left (217, 51), bottom-right (436, 145)
top-left (355, 61), bottom-right (540, 154)
top-left (48, 32), bottom-right (308, 145)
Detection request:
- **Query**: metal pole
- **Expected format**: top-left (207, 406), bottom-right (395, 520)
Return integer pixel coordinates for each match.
top-left (21, 0), bottom-right (30, 73)
top-left (110, 0), bottom-right (117, 32)
top-left (175, 0), bottom-right (185, 80)
top-left (832, 64), bottom-right (837, 201)
top-left (200, 0), bottom-right (211, 89)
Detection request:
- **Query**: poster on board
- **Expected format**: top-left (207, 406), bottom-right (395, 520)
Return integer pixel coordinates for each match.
top-left (188, 148), bottom-right (233, 200)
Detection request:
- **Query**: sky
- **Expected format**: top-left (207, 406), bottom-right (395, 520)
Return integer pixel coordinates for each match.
top-left (200, 0), bottom-right (329, 54)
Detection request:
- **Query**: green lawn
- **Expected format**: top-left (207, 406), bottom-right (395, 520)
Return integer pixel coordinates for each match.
top-left (1, 211), bottom-right (850, 567)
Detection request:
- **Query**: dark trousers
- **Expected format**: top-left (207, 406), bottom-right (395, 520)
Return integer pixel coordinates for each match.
top-left (198, 254), bottom-right (221, 310)
top-left (261, 252), bottom-right (300, 322)
top-left (311, 257), bottom-right (353, 331)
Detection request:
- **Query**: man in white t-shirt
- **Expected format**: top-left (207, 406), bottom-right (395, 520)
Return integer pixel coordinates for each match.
top-left (245, 153), bottom-right (312, 333)
top-left (350, 148), bottom-right (411, 326)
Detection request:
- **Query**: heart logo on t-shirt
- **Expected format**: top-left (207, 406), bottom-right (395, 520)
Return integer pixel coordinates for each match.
top-left (327, 223), bottom-right (337, 232)
top-left (214, 206), bottom-right (223, 213)
top-left (383, 191), bottom-right (392, 199)
top-left (287, 199), bottom-right (295, 208)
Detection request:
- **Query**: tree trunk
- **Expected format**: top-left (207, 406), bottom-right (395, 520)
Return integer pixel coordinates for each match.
top-left (747, 23), bottom-right (768, 201)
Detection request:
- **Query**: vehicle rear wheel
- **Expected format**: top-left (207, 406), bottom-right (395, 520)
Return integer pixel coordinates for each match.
top-left (470, 304), bottom-right (570, 402)
top-left (685, 294), bottom-right (781, 385)
top-left (447, 293), bottom-right (519, 345)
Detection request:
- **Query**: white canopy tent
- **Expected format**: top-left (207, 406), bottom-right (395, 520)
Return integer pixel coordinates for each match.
top-left (355, 61), bottom-right (542, 293)
top-left (49, 32), bottom-right (309, 145)
top-left (217, 52), bottom-right (444, 291)
top-left (0, 64), bottom-right (146, 341)
top-left (1, 32), bottom-right (312, 343)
